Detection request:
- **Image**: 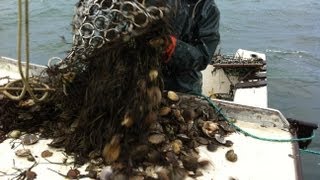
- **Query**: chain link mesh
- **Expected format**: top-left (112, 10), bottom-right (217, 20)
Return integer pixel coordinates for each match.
top-left (69, 0), bottom-right (168, 60)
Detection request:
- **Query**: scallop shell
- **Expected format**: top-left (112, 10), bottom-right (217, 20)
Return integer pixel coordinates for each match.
top-left (176, 134), bottom-right (190, 141)
top-left (102, 136), bottom-right (121, 163)
top-left (173, 109), bottom-right (184, 122)
top-left (121, 112), bottom-right (134, 128)
top-left (173, 109), bottom-right (181, 117)
top-left (147, 87), bottom-right (162, 106)
top-left (167, 91), bottom-right (179, 101)
top-left (19, 99), bottom-right (35, 107)
top-left (159, 107), bottom-right (171, 116)
top-left (8, 130), bottom-right (21, 139)
top-left (67, 169), bottom-right (80, 179)
top-left (226, 150), bottom-right (237, 162)
top-left (149, 69), bottom-right (158, 81)
top-left (148, 134), bottom-right (166, 144)
top-left (41, 150), bottom-right (53, 158)
top-left (214, 134), bottom-right (226, 144)
top-left (20, 134), bottom-right (39, 145)
top-left (196, 137), bottom-right (209, 145)
top-left (207, 144), bottom-right (218, 152)
top-left (171, 140), bottom-right (183, 154)
top-left (181, 155), bottom-right (198, 172)
top-left (145, 166), bottom-right (157, 178)
top-left (26, 171), bottom-right (37, 179)
top-left (225, 140), bottom-right (234, 147)
top-left (27, 155), bottom-right (35, 162)
top-left (202, 121), bottom-right (219, 137)
top-left (15, 149), bottom-right (31, 157)
top-left (149, 122), bottom-right (164, 133)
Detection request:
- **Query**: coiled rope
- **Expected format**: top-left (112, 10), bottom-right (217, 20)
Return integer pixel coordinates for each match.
top-left (0, 0), bottom-right (53, 102)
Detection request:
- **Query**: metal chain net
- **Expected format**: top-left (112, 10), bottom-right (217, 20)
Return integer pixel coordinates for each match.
top-left (68, 0), bottom-right (168, 60)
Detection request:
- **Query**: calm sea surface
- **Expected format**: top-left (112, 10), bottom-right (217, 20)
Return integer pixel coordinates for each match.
top-left (0, 0), bottom-right (319, 179)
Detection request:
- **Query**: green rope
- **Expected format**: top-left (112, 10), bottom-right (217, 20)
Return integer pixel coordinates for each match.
top-left (195, 94), bottom-right (320, 155)
top-left (299, 149), bottom-right (320, 156)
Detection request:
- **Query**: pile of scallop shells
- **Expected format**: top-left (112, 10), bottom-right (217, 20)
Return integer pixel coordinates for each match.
top-left (94, 92), bottom-right (237, 179)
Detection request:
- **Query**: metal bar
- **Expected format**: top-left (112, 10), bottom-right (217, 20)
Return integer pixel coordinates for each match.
top-left (213, 64), bottom-right (264, 68)
top-left (234, 80), bottom-right (267, 89)
top-left (239, 73), bottom-right (267, 81)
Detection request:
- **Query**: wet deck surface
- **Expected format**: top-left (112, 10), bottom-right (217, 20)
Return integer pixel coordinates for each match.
top-left (0, 121), bottom-right (296, 180)
top-left (198, 120), bottom-right (296, 180)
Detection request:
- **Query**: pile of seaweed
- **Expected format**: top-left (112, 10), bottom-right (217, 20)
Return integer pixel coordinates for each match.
top-left (0, 1), bottom-right (237, 179)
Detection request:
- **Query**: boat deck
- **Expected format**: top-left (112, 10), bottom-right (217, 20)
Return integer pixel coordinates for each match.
top-left (199, 120), bottom-right (297, 180)
top-left (0, 120), bottom-right (297, 180)
top-left (0, 54), bottom-right (300, 180)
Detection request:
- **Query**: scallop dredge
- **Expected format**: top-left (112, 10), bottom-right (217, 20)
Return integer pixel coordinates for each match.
top-left (0, 0), bottom-right (236, 179)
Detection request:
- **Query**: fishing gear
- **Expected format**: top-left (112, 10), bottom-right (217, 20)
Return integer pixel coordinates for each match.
top-left (71, 0), bottom-right (169, 60)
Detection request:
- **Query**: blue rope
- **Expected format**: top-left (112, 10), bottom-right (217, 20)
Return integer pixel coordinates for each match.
top-left (195, 93), bottom-right (320, 155)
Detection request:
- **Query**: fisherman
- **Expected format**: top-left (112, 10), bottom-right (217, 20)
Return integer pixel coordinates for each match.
top-left (160, 0), bottom-right (220, 94)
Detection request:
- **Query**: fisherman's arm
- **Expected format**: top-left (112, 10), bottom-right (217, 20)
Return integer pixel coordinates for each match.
top-left (167, 1), bottom-right (220, 71)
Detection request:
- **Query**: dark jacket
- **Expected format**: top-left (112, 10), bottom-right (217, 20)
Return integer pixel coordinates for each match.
top-left (163, 0), bottom-right (220, 94)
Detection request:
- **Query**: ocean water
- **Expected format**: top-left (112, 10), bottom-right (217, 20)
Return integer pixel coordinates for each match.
top-left (0, 0), bottom-right (319, 179)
